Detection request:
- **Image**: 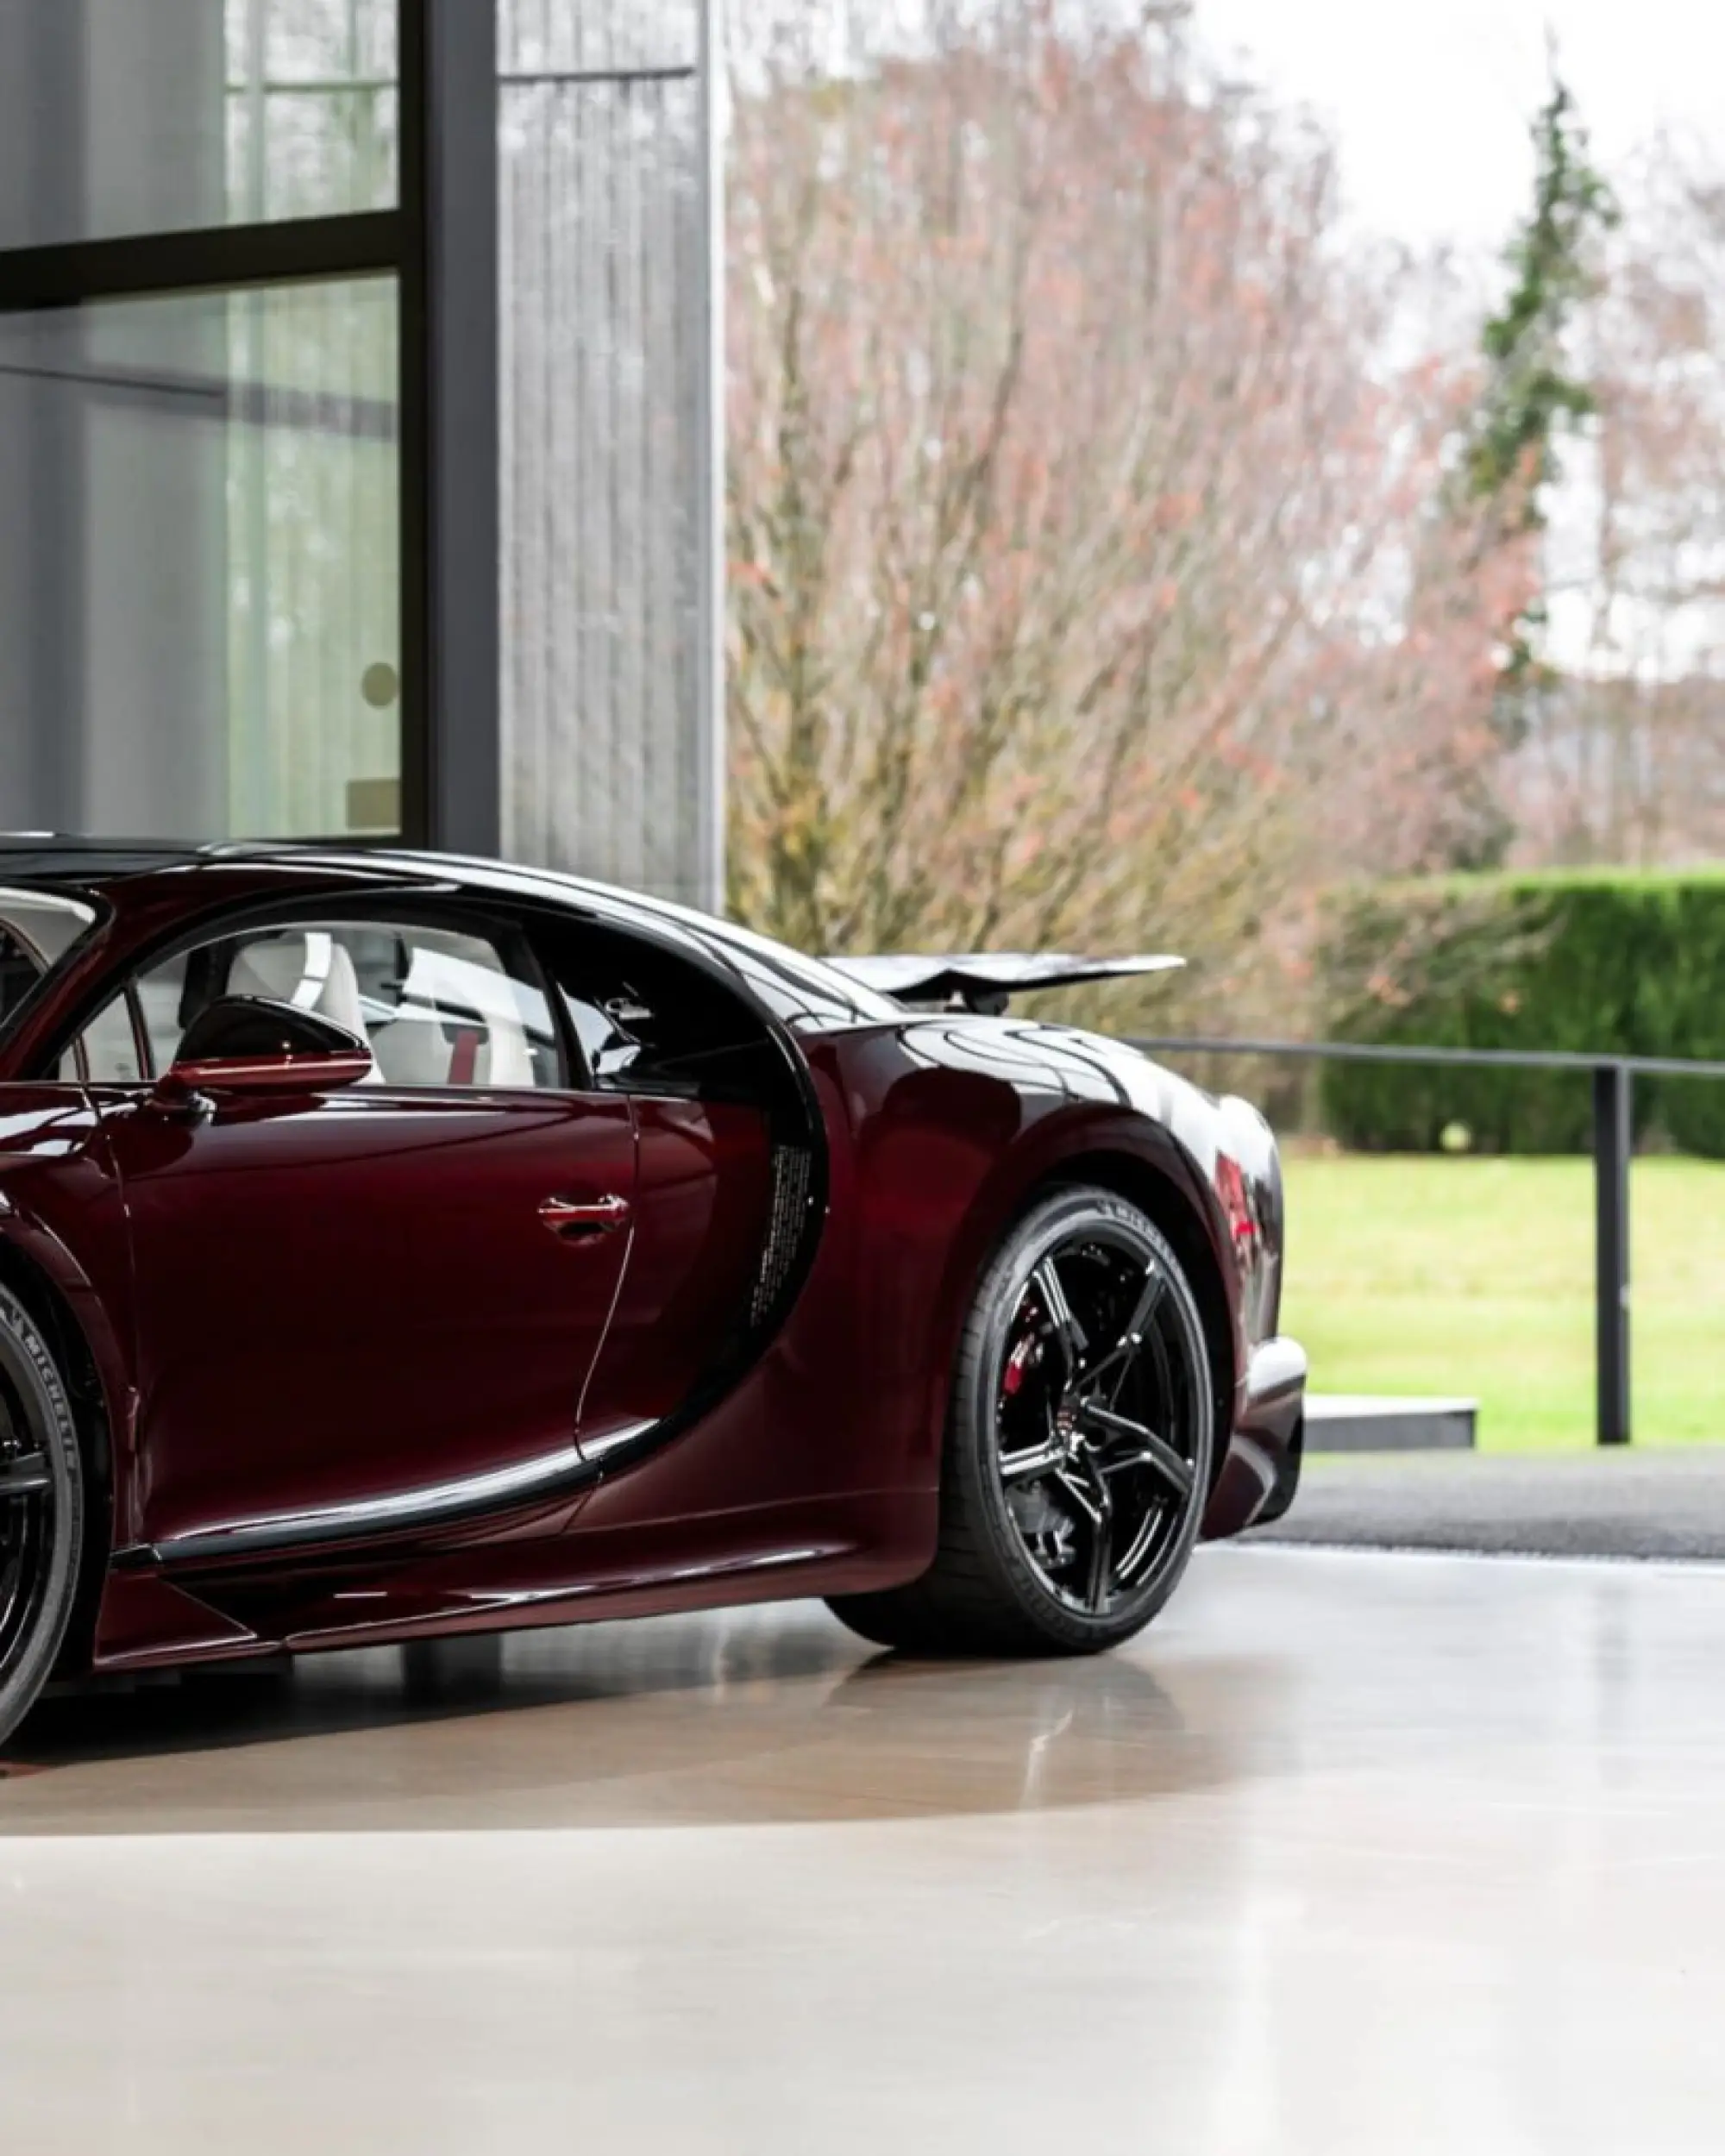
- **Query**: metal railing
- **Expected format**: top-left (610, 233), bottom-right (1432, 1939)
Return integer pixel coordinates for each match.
top-left (1128, 1036), bottom-right (1725, 1449)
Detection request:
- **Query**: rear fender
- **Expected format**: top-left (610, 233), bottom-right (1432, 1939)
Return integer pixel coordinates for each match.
top-left (887, 1092), bottom-right (1233, 1482)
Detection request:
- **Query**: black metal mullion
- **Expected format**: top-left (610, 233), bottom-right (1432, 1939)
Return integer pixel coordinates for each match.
top-left (0, 211), bottom-right (403, 314)
top-left (21, 0), bottom-right (89, 825)
top-left (399, 0), bottom-right (502, 859)
top-left (398, 2), bottom-right (430, 849)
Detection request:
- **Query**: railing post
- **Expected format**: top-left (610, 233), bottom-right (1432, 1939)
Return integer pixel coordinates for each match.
top-left (1593, 1061), bottom-right (1632, 1447)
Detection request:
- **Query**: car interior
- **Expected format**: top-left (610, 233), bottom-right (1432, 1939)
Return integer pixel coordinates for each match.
top-left (7, 893), bottom-right (811, 1142)
top-left (72, 919), bottom-right (563, 1092)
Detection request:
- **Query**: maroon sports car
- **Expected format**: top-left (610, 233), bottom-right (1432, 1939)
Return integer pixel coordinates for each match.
top-left (0, 843), bottom-right (1304, 1748)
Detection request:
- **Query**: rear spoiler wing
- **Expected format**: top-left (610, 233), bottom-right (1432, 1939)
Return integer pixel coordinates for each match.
top-left (826, 952), bottom-right (1185, 1015)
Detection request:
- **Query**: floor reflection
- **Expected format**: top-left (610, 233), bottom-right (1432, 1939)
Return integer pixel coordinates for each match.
top-left (7, 1551), bottom-right (1725, 2153)
top-left (0, 1600), bottom-right (1276, 1834)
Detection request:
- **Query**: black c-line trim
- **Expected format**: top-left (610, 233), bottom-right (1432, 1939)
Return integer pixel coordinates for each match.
top-left (116, 1435), bottom-right (635, 1571)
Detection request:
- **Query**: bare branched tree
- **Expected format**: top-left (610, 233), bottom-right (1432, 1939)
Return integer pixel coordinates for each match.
top-left (726, 2), bottom-right (1513, 1025)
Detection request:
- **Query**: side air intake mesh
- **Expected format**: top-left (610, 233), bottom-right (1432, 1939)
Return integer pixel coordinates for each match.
top-left (750, 1144), bottom-right (813, 1326)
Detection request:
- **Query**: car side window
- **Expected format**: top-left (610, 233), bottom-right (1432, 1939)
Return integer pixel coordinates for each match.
top-left (135, 953), bottom-right (191, 1076)
top-left (537, 918), bottom-right (792, 1112)
top-left (2, 892), bottom-right (101, 1077)
top-left (1, 925), bottom-right (41, 1035)
top-left (342, 924), bottom-right (561, 1089)
top-left (88, 918), bottom-right (563, 1091)
top-left (66, 954), bottom-right (185, 1084)
top-left (73, 993), bottom-right (148, 1084)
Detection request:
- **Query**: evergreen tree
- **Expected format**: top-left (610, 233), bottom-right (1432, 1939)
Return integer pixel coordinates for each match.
top-left (1439, 67), bottom-right (1617, 870)
top-left (1468, 67), bottom-right (1619, 690)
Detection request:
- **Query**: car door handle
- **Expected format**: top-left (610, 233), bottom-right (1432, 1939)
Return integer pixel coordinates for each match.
top-left (539, 1194), bottom-right (632, 1240)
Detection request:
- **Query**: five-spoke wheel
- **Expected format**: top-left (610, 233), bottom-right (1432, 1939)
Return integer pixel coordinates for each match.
top-left (828, 1185), bottom-right (1214, 1656)
top-left (995, 1222), bottom-right (1205, 1619)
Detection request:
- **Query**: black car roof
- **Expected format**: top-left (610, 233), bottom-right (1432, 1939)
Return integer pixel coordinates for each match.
top-left (0, 836), bottom-right (215, 878)
top-left (0, 838), bottom-right (901, 1030)
top-left (0, 836), bottom-right (623, 895)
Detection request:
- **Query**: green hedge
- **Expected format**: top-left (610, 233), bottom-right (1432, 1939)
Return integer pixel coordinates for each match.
top-left (1322, 870), bottom-right (1725, 1157)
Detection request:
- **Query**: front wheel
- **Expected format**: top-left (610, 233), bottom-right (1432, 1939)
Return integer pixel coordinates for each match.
top-left (829, 1185), bottom-right (1215, 1657)
top-left (0, 1288), bottom-right (85, 1753)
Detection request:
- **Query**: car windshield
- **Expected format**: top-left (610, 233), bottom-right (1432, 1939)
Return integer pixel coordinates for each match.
top-left (0, 888), bottom-right (99, 1036)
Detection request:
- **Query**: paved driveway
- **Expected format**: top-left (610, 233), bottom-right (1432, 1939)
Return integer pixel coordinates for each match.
top-left (1258, 1445), bottom-right (1725, 1559)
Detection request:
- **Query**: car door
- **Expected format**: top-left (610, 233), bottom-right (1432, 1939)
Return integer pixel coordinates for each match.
top-left (82, 907), bottom-right (639, 1556)
top-left (531, 913), bottom-right (787, 1458)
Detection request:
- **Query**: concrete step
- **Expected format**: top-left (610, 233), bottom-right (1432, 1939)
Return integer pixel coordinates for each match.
top-left (1307, 1395), bottom-right (1477, 1453)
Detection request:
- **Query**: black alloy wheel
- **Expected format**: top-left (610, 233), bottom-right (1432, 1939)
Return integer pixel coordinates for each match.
top-left (828, 1186), bottom-right (1215, 1656)
top-left (0, 1288), bottom-right (85, 1753)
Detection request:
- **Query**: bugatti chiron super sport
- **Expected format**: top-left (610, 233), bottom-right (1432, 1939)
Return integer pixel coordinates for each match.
top-left (0, 842), bottom-right (1304, 1748)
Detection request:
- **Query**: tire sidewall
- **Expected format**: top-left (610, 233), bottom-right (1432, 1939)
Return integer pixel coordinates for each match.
top-left (951, 1188), bottom-right (1215, 1653)
top-left (0, 1288), bottom-right (85, 1748)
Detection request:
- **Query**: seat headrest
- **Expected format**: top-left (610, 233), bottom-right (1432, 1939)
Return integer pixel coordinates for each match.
top-left (229, 933), bottom-right (368, 1043)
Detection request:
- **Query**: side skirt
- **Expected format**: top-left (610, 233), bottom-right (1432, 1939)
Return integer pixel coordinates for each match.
top-left (91, 1491), bottom-right (933, 1670)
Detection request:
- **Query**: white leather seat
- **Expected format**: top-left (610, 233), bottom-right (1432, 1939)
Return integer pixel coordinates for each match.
top-left (476, 1016), bottom-right (536, 1088)
top-left (368, 1012), bottom-right (457, 1087)
top-left (372, 943), bottom-right (542, 1090)
top-left (228, 933), bottom-right (373, 1061)
top-left (226, 930), bottom-right (540, 1093)
top-left (367, 1006), bottom-right (536, 1088)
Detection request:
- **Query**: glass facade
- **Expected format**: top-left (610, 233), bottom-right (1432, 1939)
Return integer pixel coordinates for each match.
top-left (0, 279), bottom-right (398, 841)
top-left (0, 0), bottom-right (402, 843)
top-left (0, 0), bottom-right (721, 899)
top-left (0, 0), bottom-right (398, 250)
top-left (227, 0), bottom-right (399, 227)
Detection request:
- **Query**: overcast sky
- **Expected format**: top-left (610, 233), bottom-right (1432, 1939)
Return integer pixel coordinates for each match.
top-left (1191, 0), bottom-right (1725, 674)
top-left (1195, 0), bottom-right (1724, 256)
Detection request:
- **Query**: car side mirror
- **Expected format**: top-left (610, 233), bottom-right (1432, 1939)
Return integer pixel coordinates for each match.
top-left (154, 996), bottom-right (375, 1105)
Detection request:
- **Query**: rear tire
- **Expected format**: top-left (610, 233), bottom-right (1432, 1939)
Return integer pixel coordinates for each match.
top-left (0, 1288), bottom-right (85, 1753)
top-left (828, 1186), bottom-right (1214, 1657)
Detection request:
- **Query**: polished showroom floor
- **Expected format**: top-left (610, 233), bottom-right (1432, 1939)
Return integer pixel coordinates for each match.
top-left (3, 1545), bottom-right (1723, 2154)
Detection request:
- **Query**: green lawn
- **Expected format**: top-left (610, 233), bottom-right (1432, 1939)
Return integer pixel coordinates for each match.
top-left (1279, 1154), bottom-right (1725, 1451)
